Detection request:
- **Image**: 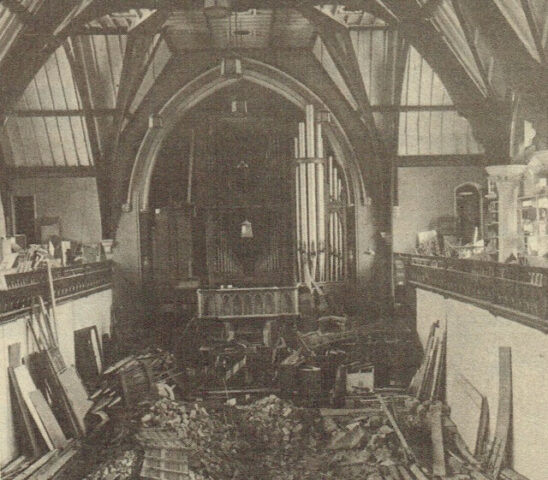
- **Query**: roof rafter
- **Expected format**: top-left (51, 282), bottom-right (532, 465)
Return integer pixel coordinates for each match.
top-left (519, 0), bottom-right (546, 65)
top-left (2, 0), bottom-right (35, 25)
top-left (64, 37), bottom-right (111, 236)
top-left (300, 5), bottom-right (386, 158)
top-left (450, 0), bottom-right (495, 98)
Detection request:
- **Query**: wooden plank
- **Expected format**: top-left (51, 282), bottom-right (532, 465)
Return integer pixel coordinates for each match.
top-left (431, 326), bottom-right (446, 401)
top-left (319, 407), bottom-right (383, 417)
top-left (377, 395), bottom-right (415, 461)
top-left (11, 451), bottom-right (57, 480)
top-left (489, 346), bottom-right (513, 479)
top-left (453, 433), bottom-right (481, 466)
top-left (29, 391), bottom-right (68, 449)
top-left (57, 367), bottom-right (92, 435)
top-left (501, 468), bottom-right (530, 480)
top-left (397, 466), bottom-right (414, 480)
top-left (26, 441), bottom-right (78, 480)
top-left (387, 464), bottom-right (402, 479)
top-left (2, 455), bottom-right (29, 476)
top-left (408, 322), bottom-right (436, 395)
top-left (7, 367), bottom-right (41, 458)
top-left (408, 463), bottom-right (429, 480)
top-left (476, 396), bottom-right (490, 457)
top-left (430, 402), bottom-right (446, 476)
top-left (8, 343), bottom-right (21, 368)
top-left (13, 365), bottom-right (54, 451)
top-left (451, 373), bottom-right (485, 455)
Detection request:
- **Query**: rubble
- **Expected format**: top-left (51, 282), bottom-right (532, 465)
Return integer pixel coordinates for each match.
top-left (84, 450), bottom-right (139, 480)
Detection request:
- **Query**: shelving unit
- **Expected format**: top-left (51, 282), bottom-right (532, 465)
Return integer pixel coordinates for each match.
top-left (484, 196), bottom-right (499, 256)
top-left (518, 193), bottom-right (548, 257)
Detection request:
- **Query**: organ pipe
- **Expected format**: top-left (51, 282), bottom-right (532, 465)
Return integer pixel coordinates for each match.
top-left (294, 105), bottom-right (329, 283)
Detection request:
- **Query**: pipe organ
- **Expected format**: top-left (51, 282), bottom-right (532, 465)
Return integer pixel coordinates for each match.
top-left (294, 105), bottom-right (347, 284)
top-left (295, 105), bottom-right (324, 283)
top-left (327, 155), bottom-right (345, 282)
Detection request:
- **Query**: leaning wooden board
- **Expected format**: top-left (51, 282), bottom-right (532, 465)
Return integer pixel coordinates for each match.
top-left (29, 390), bottom-right (68, 449)
top-left (13, 365), bottom-right (54, 451)
top-left (450, 373), bottom-right (485, 455)
top-left (489, 346), bottom-right (513, 479)
top-left (430, 402), bottom-right (446, 477)
top-left (57, 367), bottom-right (93, 435)
top-left (8, 366), bottom-right (41, 458)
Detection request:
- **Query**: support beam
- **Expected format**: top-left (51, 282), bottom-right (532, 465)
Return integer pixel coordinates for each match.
top-left (64, 37), bottom-right (112, 237)
top-left (365, 0), bottom-right (511, 160)
top-left (299, 6), bottom-right (386, 159)
top-left (8, 108), bottom-right (117, 117)
top-left (2, 0), bottom-right (35, 25)
top-left (519, 0), bottom-right (546, 65)
top-left (451, 0), bottom-right (496, 98)
top-left (102, 11), bottom-right (172, 231)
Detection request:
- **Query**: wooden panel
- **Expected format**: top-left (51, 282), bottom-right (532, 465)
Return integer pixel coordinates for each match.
top-left (29, 390), bottom-right (68, 449)
top-left (13, 365), bottom-right (54, 450)
top-left (8, 366), bottom-right (41, 457)
top-left (57, 367), bottom-right (92, 435)
top-left (152, 205), bottom-right (193, 286)
top-left (489, 346), bottom-right (513, 478)
top-left (74, 326), bottom-right (102, 389)
top-left (174, 206), bottom-right (193, 280)
top-left (152, 208), bottom-right (171, 283)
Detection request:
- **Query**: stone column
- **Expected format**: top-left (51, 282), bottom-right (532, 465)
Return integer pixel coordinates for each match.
top-left (485, 165), bottom-right (526, 262)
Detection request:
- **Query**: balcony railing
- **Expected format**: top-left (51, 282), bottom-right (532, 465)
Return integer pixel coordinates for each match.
top-left (0, 261), bottom-right (113, 321)
top-left (394, 253), bottom-right (548, 333)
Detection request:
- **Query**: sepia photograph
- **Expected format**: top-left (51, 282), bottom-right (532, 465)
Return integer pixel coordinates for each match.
top-left (0, 1), bottom-right (546, 479)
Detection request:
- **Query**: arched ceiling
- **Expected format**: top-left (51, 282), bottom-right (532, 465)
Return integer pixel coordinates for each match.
top-left (0, 1), bottom-right (546, 234)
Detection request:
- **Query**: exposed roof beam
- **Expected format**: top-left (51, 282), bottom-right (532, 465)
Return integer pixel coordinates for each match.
top-left (2, 0), bottom-right (35, 25)
top-left (370, 104), bottom-right (457, 112)
top-left (519, 0), bottom-right (546, 65)
top-left (300, 5), bottom-right (386, 158)
top-left (8, 108), bottom-right (117, 117)
top-left (450, 0), bottom-right (495, 98)
top-left (0, 0), bottom-right (92, 120)
top-left (64, 37), bottom-right (112, 236)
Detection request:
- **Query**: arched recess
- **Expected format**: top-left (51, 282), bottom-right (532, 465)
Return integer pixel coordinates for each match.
top-left (113, 56), bottom-right (379, 299)
top-left (125, 58), bottom-right (366, 214)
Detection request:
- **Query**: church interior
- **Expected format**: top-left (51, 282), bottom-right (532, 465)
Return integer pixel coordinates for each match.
top-left (0, 1), bottom-right (547, 480)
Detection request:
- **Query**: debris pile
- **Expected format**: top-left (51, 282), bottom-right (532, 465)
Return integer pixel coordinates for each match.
top-left (140, 398), bottom-right (251, 479)
top-left (239, 394), bottom-right (320, 449)
top-left (84, 450), bottom-right (139, 480)
top-left (87, 349), bottom-right (184, 431)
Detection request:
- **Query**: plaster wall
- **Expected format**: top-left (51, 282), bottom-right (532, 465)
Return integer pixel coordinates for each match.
top-left (393, 166), bottom-right (485, 253)
top-left (416, 288), bottom-right (548, 480)
top-left (10, 177), bottom-right (102, 244)
top-left (0, 289), bottom-right (112, 465)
